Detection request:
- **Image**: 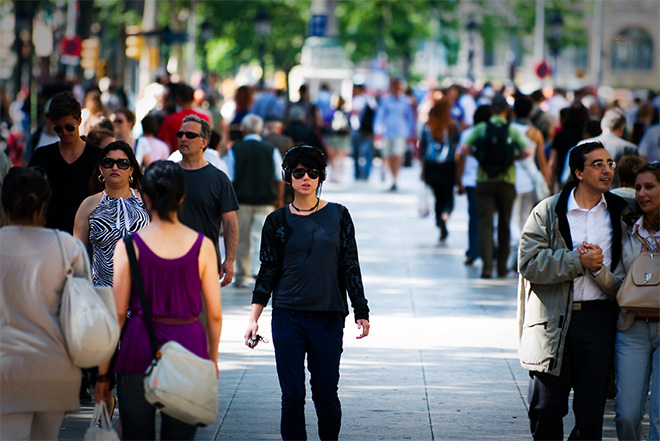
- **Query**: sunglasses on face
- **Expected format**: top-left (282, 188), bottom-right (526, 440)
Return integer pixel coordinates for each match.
top-left (100, 158), bottom-right (131, 170)
top-left (53, 124), bottom-right (76, 133)
top-left (176, 131), bottom-right (201, 139)
top-left (291, 168), bottom-right (321, 180)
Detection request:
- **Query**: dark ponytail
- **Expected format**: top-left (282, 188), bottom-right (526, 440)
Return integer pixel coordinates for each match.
top-left (141, 161), bottom-right (185, 222)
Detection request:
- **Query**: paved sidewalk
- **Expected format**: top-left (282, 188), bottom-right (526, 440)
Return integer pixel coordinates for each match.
top-left (59, 160), bottom-right (639, 440)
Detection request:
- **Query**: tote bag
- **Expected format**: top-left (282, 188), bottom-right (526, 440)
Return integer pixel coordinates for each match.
top-left (56, 231), bottom-right (120, 368)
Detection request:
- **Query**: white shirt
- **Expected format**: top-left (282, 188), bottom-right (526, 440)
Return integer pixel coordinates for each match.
top-left (567, 188), bottom-right (613, 301)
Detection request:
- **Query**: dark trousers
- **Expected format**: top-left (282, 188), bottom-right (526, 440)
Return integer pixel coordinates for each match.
top-left (272, 309), bottom-right (344, 441)
top-left (475, 182), bottom-right (516, 274)
top-left (465, 186), bottom-right (479, 260)
top-left (429, 183), bottom-right (454, 233)
top-left (528, 300), bottom-right (617, 440)
top-left (117, 374), bottom-right (197, 441)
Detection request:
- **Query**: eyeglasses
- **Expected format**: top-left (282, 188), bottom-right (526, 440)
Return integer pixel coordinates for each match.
top-left (176, 131), bottom-right (201, 139)
top-left (291, 168), bottom-right (321, 180)
top-left (100, 158), bottom-right (132, 170)
top-left (53, 124), bottom-right (76, 133)
top-left (585, 160), bottom-right (617, 170)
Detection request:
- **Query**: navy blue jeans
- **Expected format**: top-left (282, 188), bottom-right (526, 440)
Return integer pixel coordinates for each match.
top-left (272, 309), bottom-right (344, 441)
top-left (117, 374), bottom-right (197, 440)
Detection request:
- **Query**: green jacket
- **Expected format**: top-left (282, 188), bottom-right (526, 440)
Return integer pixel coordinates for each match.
top-left (517, 182), bottom-right (628, 376)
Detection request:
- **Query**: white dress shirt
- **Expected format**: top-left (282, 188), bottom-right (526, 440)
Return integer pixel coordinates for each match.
top-left (567, 188), bottom-right (613, 301)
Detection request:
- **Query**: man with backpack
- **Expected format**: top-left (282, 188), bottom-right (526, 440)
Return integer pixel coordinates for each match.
top-left (460, 94), bottom-right (531, 278)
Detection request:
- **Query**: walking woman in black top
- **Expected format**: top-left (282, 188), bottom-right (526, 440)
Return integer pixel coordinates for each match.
top-left (244, 145), bottom-right (370, 441)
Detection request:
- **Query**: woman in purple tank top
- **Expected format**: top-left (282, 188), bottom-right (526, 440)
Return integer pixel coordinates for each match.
top-left (94, 161), bottom-right (222, 440)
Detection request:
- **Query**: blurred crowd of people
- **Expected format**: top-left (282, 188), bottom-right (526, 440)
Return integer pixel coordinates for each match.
top-left (1, 71), bottom-right (659, 440)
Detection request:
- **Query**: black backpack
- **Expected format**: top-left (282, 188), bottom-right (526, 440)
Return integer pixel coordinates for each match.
top-left (359, 104), bottom-right (375, 135)
top-left (473, 121), bottom-right (516, 178)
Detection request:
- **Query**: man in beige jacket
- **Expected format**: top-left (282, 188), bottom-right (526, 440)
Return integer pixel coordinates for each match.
top-left (518, 142), bottom-right (628, 440)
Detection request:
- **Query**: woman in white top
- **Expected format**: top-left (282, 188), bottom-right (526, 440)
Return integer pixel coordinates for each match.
top-left (615, 162), bottom-right (660, 441)
top-left (0, 167), bottom-right (87, 440)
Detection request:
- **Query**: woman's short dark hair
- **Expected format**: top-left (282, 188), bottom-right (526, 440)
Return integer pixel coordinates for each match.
top-left (141, 160), bottom-right (186, 222)
top-left (282, 144), bottom-right (327, 183)
top-left (1, 167), bottom-right (52, 221)
top-left (141, 114), bottom-right (160, 136)
top-left (89, 141), bottom-right (143, 193)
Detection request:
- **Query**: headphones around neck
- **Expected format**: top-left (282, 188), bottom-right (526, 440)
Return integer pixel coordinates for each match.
top-left (281, 145), bottom-right (327, 184)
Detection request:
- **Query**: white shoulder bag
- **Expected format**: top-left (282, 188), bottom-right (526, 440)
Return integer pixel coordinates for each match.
top-left (56, 230), bottom-right (120, 368)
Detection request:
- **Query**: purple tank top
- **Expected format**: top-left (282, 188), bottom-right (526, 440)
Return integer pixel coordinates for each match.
top-left (114, 232), bottom-right (209, 375)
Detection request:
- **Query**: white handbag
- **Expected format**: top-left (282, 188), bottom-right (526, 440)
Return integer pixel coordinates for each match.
top-left (123, 235), bottom-right (219, 427)
top-left (56, 231), bottom-right (120, 368)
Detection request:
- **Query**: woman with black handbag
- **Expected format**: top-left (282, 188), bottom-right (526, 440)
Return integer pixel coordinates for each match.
top-left (94, 160), bottom-right (222, 440)
top-left (615, 162), bottom-right (660, 440)
top-left (420, 96), bottom-right (461, 241)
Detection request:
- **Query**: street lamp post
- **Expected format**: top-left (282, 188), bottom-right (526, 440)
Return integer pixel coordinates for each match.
top-left (548, 10), bottom-right (563, 85)
top-left (254, 10), bottom-right (271, 90)
top-left (466, 18), bottom-right (478, 82)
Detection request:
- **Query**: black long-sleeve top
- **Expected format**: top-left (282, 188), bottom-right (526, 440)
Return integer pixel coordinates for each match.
top-left (252, 203), bottom-right (369, 322)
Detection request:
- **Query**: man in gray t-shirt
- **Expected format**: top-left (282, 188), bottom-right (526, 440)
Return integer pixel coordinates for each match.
top-left (177, 114), bottom-right (239, 286)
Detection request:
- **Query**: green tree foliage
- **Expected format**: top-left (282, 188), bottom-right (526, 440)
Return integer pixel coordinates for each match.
top-left (474, 0), bottom-right (586, 56)
top-left (199, 0), bottom-right (309, 76)
top-left (336, 0), bottom-right (460, 75)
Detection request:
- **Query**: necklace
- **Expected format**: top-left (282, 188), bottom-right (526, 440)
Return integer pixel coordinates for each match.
top-left (291, 197), bottom-right (320, 212)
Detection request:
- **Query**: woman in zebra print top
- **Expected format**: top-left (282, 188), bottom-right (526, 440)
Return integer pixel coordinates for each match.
top-left (74, 141), bottom-right (149, 287)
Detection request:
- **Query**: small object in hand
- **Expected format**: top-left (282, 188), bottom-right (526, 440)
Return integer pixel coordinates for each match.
top-left (247, 334), bottom-right (268, 349)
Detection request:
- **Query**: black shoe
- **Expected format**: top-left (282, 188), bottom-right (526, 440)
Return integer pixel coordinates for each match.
top-left (464, 256), bottom-right (476, 266)
top-left (389, 183), bottom-right (398, 191)
top-left (480, 270), bottom-right (492, 279)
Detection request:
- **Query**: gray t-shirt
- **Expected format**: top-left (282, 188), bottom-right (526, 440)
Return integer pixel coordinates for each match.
top-left (178, 164), bottom-right (239, 261)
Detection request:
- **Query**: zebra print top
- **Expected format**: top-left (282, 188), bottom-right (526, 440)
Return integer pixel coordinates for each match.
top-left (89, 189), bottom-right (149, 286)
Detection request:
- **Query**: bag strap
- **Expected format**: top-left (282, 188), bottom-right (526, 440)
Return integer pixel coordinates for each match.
top-left (633, 230), bottom-right (659, 253)
top-left (54, 230), bottom-right (74, 280)
top-left (122, 234), bottom-right (160, 358)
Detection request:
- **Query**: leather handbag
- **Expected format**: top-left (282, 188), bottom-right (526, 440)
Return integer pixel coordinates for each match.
top-left (56, 231), bottom-right (120, 368)
top-left (123, 234), bottom-right (218, 427)
top-left (616, 232), bottom-right (660, 311)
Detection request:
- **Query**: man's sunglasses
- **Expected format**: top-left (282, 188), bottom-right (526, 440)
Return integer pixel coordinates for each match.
top-left (100, 158), bottom-right (132, 170)
top-left (176, 131), bottom-right (201, 139)
top-left (53, 124), bottom-right (76, 133)
top-left (291, 168), bottom-right (321, 179)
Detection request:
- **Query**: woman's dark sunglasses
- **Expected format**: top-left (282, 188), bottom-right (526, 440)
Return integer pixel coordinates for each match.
top-left (101, 158), bottom-right (131, 170)
top-left (53, 124), bottom-right (76, 133)
top-left (292, 168), bottom-right (320, 179)
top-left (176, 131), bottom-right (201, 139)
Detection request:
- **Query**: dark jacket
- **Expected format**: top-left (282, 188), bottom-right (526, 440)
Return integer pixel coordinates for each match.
top-left (232, 139), bottom-right (278, 205)
top-left (252, 204), bottom-right (369, 322)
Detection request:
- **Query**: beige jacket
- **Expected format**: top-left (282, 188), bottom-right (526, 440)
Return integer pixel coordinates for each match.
top-left (0, 227), bottom-right (87, 414)
top-left (517, 183), bottom-right (627, 376)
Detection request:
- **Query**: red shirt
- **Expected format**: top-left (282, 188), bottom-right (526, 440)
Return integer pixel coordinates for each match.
top-left (157, 109), bottom-right (210, 153)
